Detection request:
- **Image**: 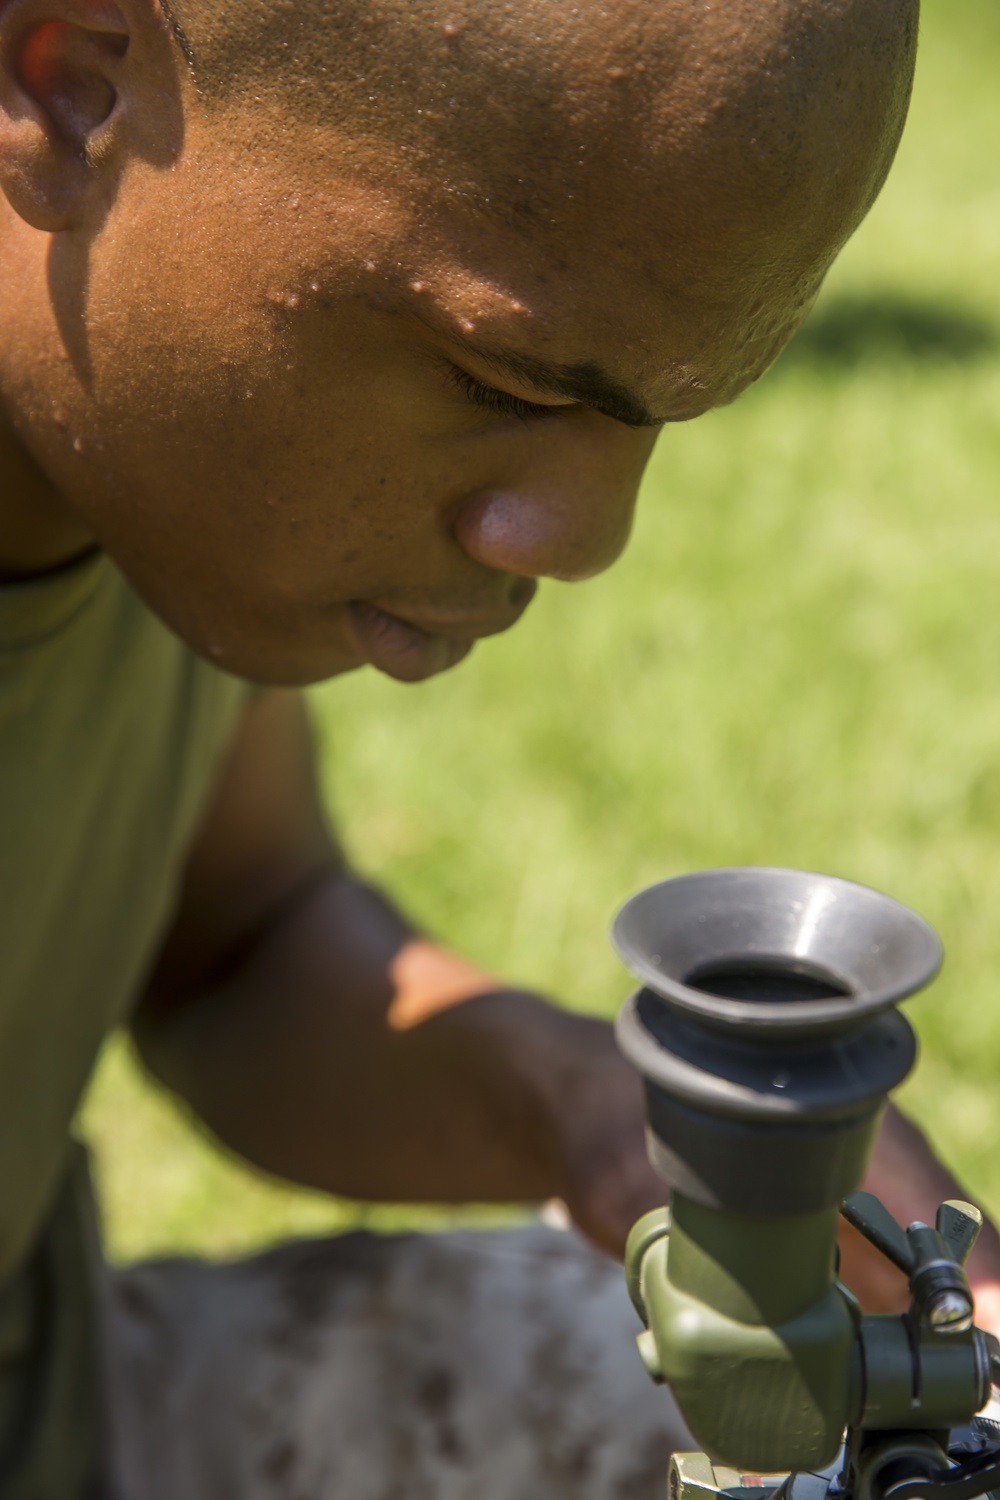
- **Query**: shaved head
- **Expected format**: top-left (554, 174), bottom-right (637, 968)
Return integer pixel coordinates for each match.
top-left (165, 0), bottom-right (917, 261)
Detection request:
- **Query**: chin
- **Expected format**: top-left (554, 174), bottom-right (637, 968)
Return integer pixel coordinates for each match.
top-left (187, 632), bottom-right (368, 689)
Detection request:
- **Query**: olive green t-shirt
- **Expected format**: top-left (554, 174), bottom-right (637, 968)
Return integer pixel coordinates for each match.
top-left (0, 549), bottom-right (253, 1492)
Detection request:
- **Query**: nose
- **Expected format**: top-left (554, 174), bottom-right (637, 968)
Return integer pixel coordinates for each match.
top-left (452, 482), bottom-right (638, 583)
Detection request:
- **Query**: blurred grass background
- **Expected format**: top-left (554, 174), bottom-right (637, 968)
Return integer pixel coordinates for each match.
top-left (82, 0), bottom-right (1000, 1263)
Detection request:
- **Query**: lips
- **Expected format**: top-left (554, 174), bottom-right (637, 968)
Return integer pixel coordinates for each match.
top-left (346, 602), bottom-right (474, 683)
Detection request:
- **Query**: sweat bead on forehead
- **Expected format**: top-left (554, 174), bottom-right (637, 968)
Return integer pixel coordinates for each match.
top-left (163, 0), bottom-right (916, 294)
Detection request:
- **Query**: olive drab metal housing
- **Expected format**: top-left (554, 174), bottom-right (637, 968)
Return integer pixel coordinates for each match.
top-left (613, 869), bottom-right (1000, 1500)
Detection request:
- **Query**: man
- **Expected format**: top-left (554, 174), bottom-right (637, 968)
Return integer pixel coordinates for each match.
top-left (1, 0), bottom-right (994, 1494)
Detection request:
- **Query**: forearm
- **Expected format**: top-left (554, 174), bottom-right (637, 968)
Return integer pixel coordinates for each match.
top-left (134, 871), bottom-right (592, 1205)
top-left (134, 690), bottom-right (662, 1251)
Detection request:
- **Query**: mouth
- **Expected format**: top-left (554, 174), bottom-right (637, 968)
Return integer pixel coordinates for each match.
top-left (346, 602), bottom-right (475, 682)
top-left (346, 586), bottom-right (536, 683)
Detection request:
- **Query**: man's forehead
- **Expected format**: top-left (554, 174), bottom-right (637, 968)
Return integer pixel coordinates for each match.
top-left (258, 158), bottom-right (821, 419)
top-left (400, 205), bottom-right (821, 406)
top-left (187, 0), bottom-right (914, 395)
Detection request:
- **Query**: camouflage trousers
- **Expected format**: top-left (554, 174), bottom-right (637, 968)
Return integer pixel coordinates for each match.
top-left (105, 1224), bottom-right (690, 1500)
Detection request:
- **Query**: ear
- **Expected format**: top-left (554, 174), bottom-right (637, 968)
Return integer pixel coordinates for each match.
top-left (0, 0), bottom-right (131, 230)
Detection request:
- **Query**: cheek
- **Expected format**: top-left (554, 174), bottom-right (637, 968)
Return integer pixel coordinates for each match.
top-left (70, 246), bottom-right (477, 579)
top-left (83, 269), bottom-right (409, 496)
top-left (75, 329), bottom-right (451, 599)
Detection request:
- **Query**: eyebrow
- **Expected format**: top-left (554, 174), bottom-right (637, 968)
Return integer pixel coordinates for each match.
top-left (460, 345), bottom-right (666, 428)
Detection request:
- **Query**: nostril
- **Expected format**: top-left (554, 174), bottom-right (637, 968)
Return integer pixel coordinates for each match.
top-left (508, 576), bottom-right (537, 610)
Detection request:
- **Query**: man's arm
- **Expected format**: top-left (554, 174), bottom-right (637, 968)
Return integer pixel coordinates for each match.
top-left (132, 689), bottom-right (656, 1252)
top-left (133, 689), bottom-right (1000, 1312)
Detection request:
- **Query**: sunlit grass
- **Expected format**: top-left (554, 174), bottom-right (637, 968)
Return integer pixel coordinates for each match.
top-left (82, 0), bottom-right (1000, 1260)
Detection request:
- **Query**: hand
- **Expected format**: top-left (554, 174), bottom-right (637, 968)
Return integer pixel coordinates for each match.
top-left (528, 1013), bottom-right (667, 1258)
top-left (530, 1028), bottom-right (1000, 1344)
top-left (841, 1104), bottom-right (1000, 1341)
top-left (972, 1282), bottom-right (1000, 1343)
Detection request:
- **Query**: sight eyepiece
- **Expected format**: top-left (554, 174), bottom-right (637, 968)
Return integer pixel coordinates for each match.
top-left (615, 869), bottom-right (957, 1473)
top-left (615, 869), bottom-right (997, 1492)
top-left (614, 867), bottom-right (941, 1215)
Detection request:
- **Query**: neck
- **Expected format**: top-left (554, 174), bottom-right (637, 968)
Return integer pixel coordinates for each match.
top-left (0, 401), bottom-right (95, 582)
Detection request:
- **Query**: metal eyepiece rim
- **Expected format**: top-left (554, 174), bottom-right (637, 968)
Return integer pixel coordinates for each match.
top-left (612, 867), bottom-right (943, 1039)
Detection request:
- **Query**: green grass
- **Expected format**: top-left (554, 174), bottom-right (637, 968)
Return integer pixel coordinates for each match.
top-left (82, 0), bottom-right (1000, 1262)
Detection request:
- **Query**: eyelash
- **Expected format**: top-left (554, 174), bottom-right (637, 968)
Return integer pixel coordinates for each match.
top-left (447, 365), bottom-right (564, 422)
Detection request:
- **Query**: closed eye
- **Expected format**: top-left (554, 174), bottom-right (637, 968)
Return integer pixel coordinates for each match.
top-left (447, 364), bottom-right (567, 422)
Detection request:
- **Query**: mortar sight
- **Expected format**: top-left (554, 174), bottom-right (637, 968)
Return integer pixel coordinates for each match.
top-left (614, 867), bottom-right (941, 1216)
top-left (611, 869), bottom-right (987, 1481)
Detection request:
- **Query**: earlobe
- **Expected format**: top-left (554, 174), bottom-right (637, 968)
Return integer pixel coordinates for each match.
top-left (0, 0), bottom-right (130, 231)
